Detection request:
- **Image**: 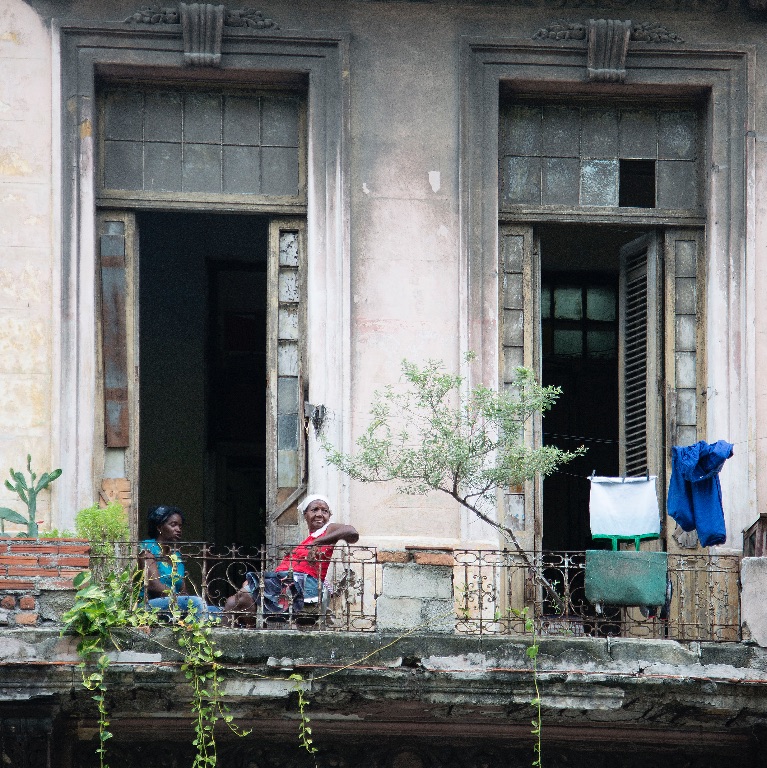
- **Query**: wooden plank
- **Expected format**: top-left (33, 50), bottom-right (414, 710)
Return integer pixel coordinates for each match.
top-left (100, 221), bottom-right (129, 447)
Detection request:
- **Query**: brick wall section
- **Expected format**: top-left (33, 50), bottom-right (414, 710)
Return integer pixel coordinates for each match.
top-left (0, 539), bottom-right (90, 627)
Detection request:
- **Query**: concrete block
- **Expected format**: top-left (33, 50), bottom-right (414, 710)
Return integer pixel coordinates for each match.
top-left (421, 598), bottom-right (455, 633)
top-left (741, 557), bottom-right (767, 646)
top-left (377, 595), bottom-right (424, 631)
top-left (376, 595), bottom-right (454, 633)
top-left (37, 590), bottom-right (75, 622)
top-left (382, 562), bottom-right (453, 600)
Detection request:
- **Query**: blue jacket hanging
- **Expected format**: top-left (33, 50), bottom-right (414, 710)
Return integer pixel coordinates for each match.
top-left (666, 440), bottom-right (733, 547)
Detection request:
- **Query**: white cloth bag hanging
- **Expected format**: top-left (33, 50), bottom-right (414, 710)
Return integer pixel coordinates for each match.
top-left (589, 476), bottom-right (661, 539)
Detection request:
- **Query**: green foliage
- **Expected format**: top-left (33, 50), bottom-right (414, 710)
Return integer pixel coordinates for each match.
top-left (174, 610), bottom-right (251, 767)
top-left (61, 569), bottom-right (156, 655)
top-left (75, 502), bottom-right (130, 579)
top-left (61, 569), bottom-right (159, 768)
top-left (512, 607), bottom-right (542, 767)
top-left (289, 674), bottom-right (319, 764)
top-left (323, 358), bottom-right (584, 606)
top-left (75, 501), bottom-right (130, 548)
top-left (38, 528), bottom-right (76, 538)
top-left (62, 565), bottom-right (249, 768)
top-left (0, 454), bottom-right (62, 537)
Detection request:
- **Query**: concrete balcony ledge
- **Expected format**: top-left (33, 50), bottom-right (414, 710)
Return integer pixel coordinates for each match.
top-left (2, 627), bottom-right (767, 762)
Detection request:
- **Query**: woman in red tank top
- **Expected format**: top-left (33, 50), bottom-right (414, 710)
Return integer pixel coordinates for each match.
top-left (224, 495), bottom-right (359, 625)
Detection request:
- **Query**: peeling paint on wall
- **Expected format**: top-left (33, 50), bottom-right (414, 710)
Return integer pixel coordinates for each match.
top-left (429, 171), bottom-right (440, 193)
top-left (0, 150), bottom-right (31, 176)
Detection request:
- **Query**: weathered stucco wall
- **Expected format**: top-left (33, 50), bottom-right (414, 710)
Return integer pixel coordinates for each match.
top-left (0, 1), bottom-right (55, 529)
top-left (2, 627), bottom-right (767, 766)
top-left (3, 0), bottom-right (767, 549)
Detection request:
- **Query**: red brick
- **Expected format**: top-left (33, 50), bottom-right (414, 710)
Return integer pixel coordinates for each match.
top-left (8, 543), bottom-right (59, 555)
top-left (57, 557), bottom-right (91, 568)
top-left (7, 566), bottom-right (52, 577)
top-left (0, 579), bottom-right (36, 590)
top-left (14, 612), bottom-right (38, 626)
top-left (413, 552), bottom-right (454, 566)
top-left (19, 596), bottom-right (35, 610)
top-left (0, 596), bottom-right (15, 609)
top-left (377, 550), bottom-right (412, 564)
top-left (56, 543), bottom-right (90, 555)
top-left (0, 556), bottom-right (38, 566)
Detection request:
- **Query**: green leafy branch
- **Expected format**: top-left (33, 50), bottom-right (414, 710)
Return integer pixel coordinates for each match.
top-left (289, 674), bottom-right (318, 766)
top-left (515, 608), bottom-right (542, 767)
top-left (0, 455), bottom-right (62, 537)
top-left (323, 359), bottom-right (585, 608)
top-left (174, 609), bottom-right (251, 768)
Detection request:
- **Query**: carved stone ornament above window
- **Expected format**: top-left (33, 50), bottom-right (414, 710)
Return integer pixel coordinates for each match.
top-left (533, 20), bottom-right (683, 44)
top-left (587, 19), bottom-right (631, 82)
top-left (124, 5), bottom-right (280, 30)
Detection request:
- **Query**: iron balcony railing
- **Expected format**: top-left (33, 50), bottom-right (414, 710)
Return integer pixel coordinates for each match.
top-left (89, 542), bottom-right (380, 631)
top-left (454, 549), bottom-right (741, 642)
top-left (87, 544), bottom-right (740, 641)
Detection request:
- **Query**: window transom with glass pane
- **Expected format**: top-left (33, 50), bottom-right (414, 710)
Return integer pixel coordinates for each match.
top-left (499, 100), bottom-right (703, 212)
top-left (99, 86), bottom-right (305, 202)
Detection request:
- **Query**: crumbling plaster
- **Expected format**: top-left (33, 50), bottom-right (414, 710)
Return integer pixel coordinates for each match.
top-left (3, 627), bottom-right (767, 756)
top-left (3, 0), bottom-right (767, 547)
top-left (0, 0), bottom-right (55, 529)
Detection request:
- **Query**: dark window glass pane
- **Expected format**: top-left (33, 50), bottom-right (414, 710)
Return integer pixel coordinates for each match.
top-left (261, 97), bottom-right (300, 147)
top-left (554, 329), bottom-right (583, 357)
top-left (104, 141), bottom-right (143, 189)
top-left (501, 156), bottom-right (541, 205)
top-left (619, 159), bottom-right (656, 208)
top-left (541, 285), bottom-right (551, 320)
top-left (144, 91), bottom-right (182, 142)
top-left (182, 144), bottom-right (221, 192)
top-left (223, 145), bottom-right (260, 194)
top-left (145, 143), bottom-right (182, 191)
top-left (587, 329), bottom-right (617, 358)
top-left (104, 91), bottom-right (143, 141)
top-left (586, 287), bottom-right (616, 321)
top-left (554, 287), bottom-right (582, 320)
top-left (657, 160), bottom-right (698, 209)
top-left (184, 93), bottom-right (221, 143)
top-left (580, 159), bottom-right (618, 206)
top-left (224, 96), bottom-right (261, 145)
top-left (542, 158), bottom-right (579, 205)
top-left (262, 147), bottom-right (300, 196)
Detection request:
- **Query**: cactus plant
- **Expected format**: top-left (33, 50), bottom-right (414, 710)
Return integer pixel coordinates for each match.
top-left (0, 455), bottom-right (62, 537)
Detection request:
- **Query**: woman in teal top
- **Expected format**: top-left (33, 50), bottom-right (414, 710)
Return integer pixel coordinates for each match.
top-left (138, 505), bottom-right (219, 619)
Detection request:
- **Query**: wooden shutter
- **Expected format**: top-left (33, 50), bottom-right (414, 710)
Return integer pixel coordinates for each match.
top-left (96, 211), bottom-right (138, 528)
top-left (267, 218), bottom-right (307, 547)
top-left (618, 233), bottom-right (663, 479)
top-left (498, 223), bottom-right (540, 552)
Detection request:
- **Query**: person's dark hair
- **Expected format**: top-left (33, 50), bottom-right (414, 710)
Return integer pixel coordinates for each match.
top-left (146, 505), bottom-right (185, 539)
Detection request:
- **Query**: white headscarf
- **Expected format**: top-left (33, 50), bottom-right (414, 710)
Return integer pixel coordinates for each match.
top-left (298, 494), bottom-right (332, 515)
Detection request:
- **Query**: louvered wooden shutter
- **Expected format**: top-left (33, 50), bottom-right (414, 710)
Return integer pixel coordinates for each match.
top-left (619, 234), bottom-right (662, 478)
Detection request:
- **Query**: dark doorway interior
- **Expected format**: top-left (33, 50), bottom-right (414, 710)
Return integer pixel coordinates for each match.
top-left (540, 225), bottom-right (648, 551)
top-left (138, 212), bottom-right (268, 548)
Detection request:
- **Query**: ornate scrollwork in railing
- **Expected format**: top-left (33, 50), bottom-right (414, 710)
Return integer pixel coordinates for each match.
top-left (453, 549), bottom-right (741, 643)
top-left (89, 541), bottom-right (379, 632)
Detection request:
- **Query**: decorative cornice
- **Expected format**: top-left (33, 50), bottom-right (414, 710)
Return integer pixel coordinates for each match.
top-left (533, 19), bottom-right (683, 44)
top-left (125, 5), bottom-right (280, 30)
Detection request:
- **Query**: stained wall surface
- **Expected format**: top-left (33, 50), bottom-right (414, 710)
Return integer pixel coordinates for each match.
top-left (2, 0), bottom-right (767, 551)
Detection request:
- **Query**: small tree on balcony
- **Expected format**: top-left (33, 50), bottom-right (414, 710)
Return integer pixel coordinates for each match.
top-left (322, 357), bottom-right (584, 607)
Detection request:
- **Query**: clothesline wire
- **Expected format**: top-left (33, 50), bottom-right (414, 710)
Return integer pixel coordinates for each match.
top-left (543, 432), bottom-right (618, 445)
